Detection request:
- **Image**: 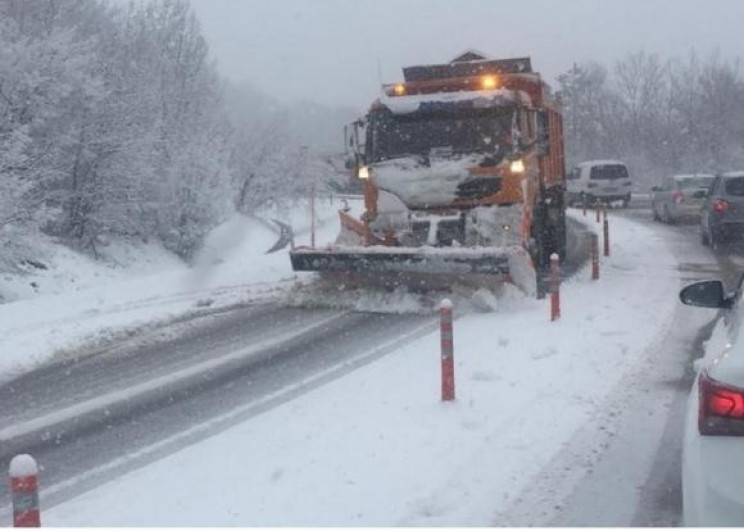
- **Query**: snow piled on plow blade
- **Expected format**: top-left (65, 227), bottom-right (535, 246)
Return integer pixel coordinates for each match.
top-left (289, 245), bottom-right (536, 296)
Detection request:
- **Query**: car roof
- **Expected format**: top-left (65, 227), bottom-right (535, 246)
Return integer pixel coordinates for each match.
top-left (577, 159), bottom-right (627, 167)
top-left (673, 173), bottom-right (714, 180)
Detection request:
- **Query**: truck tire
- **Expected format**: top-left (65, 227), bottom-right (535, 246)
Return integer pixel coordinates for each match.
top-left (529, 187), bottom-right (567, 299)
top-left (531, 189), bottom-right (566, 265)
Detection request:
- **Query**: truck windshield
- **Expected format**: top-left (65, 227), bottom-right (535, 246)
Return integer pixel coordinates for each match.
top-left (367, 108), bottom-right (514, 164)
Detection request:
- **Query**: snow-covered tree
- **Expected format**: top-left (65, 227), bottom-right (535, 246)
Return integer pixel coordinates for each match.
top-left (558, 50), bottom-right (744, 189)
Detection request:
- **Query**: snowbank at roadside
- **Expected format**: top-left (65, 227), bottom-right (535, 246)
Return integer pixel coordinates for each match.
top-left (44, 210), bottom-right (685, 526)
top-left (0, 199), bottom-right (340, 382)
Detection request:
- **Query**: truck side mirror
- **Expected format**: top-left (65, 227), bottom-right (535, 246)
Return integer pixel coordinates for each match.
top-left (343, 124), bottom-right (356, 155)
top-left (344, 120), bottom-right (366, 159)
top-left (535, 110), bottom-right (550, 156)
top-left (344, 155), bottom-right (357, 170)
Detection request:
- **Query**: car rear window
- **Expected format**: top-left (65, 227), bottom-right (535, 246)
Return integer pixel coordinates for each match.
top-left (725, 177), bottom-right (744, 196)
top-left (678, 177), bottom-right (713, 189)
top-left (589, 165), bottom-right (629, 180)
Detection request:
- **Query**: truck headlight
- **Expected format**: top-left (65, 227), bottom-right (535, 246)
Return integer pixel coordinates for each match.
top-left (358, 165), bottom-right (371, 180)
top-left (510, 159), bottom-right (525, 174)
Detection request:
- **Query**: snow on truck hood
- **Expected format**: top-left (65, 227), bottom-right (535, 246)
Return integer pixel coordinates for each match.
top-left (371, 155), bottom-right (489, 209)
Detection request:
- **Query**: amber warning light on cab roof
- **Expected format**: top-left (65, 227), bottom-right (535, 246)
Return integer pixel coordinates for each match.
top-left (384, 75), bottom-right (502, 97)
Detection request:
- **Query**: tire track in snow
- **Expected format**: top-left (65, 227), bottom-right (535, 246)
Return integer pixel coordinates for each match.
top-left (0, 306), bottom-right (435, 515)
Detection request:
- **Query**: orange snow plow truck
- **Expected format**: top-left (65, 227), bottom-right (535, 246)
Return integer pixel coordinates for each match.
top-left (290, 52), bottom-right (566, 295)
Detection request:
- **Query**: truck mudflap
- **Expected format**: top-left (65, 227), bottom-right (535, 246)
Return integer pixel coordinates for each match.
top-left (289, 245), bottom-right (536, 295)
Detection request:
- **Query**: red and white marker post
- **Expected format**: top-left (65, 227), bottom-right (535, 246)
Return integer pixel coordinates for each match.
top-left (440, 299), bottom-right (455, 402)
top-left (603, 208), bottom-right (610, 257)
top-left (9, 454), bottom-right (40, 528)
top-left (591, 233), bottom-right (600, 280)
top-left (550, 253), bottom-right (561, 321)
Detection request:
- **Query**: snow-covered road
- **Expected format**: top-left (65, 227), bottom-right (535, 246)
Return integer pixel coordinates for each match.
top-left (0, 205), bottom-right (726, 526)
top-left (0, 305), bottom-right (436, 517)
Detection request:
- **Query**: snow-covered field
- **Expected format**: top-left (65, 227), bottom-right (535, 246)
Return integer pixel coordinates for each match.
top-left (0, 205), bottom-right (689, 525)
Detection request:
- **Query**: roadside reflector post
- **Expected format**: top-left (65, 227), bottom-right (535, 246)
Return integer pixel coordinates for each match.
top-left (595, 203), bottom-right (601, 223)
top-left (549, 253), bottom-right (561, 321)
top-left (591, 233), bottom-right (600, 280)
top-left (440, 299), bottom-right (455, 402)
top-left (603, 214), bottom-right (610, 257)
top-left (10, 454), bottom-right (40, 528)
top-left (582, 198), bottom-right (587, 217)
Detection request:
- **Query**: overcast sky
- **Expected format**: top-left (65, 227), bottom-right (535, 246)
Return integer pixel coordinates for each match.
top-left (190, 0), bottom-right (744, 111)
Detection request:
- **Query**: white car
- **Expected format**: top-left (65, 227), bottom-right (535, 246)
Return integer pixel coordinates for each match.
top-left (651, 173), bottom-right (714, 224)
top-left (566, 160), bottom-right (632, 207)
top-left (680, 276), bottom-right (744, 525)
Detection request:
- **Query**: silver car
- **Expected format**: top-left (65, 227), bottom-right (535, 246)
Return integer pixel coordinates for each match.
top-left (651, 173), bottom-right (714, 224)
top-left (701, 172), bottom-right (744, 247)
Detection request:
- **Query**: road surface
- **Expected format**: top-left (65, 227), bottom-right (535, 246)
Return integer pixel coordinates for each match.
top-left (1, 203), bottom-right (735, 525)
top-left (500, 202), bottom-right (740, 526)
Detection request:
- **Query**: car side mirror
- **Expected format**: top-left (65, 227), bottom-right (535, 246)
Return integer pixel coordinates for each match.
top-left (679, 280), bottom-right (731, 309)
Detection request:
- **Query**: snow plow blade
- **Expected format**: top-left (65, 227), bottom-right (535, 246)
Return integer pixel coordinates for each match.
top-left (290, 246), bottom-right (536, 294)
top-left (290, 247), bottom-right (510, 275)
top-left (290, 246), bottom-right (538, 294)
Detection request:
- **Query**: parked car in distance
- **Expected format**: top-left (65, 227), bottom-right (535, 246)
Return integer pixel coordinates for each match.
top-left (701, 171), bottom-right (744, 248)
top-left (651, 173), bottom-right (714, 224)
top-left (680, 275), bottom-right (744, 526)
top-left (566, 160), bottom-right (632, 207)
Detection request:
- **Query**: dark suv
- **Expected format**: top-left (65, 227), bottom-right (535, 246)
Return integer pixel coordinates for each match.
top-left (701, 172), bottom-right (744, 248)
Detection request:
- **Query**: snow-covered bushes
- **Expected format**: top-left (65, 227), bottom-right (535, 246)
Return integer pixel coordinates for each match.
top-left (0, 0), bottom-right (333, 263)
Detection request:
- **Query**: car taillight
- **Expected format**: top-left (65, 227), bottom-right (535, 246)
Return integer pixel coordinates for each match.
top-left (713, 199), bottom-right (729, 214)
top-left (699, 371), bottom-right (744, 436)
top-left (672, 190), bottom-right (684, 204)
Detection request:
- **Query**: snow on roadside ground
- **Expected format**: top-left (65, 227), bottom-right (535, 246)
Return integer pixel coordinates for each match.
top-left (44, 210), bottom-right (683, 526)
top-left (0, 199), bottom-right (340, 382)
top-left (0, 226), bottom-right (185, 304)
